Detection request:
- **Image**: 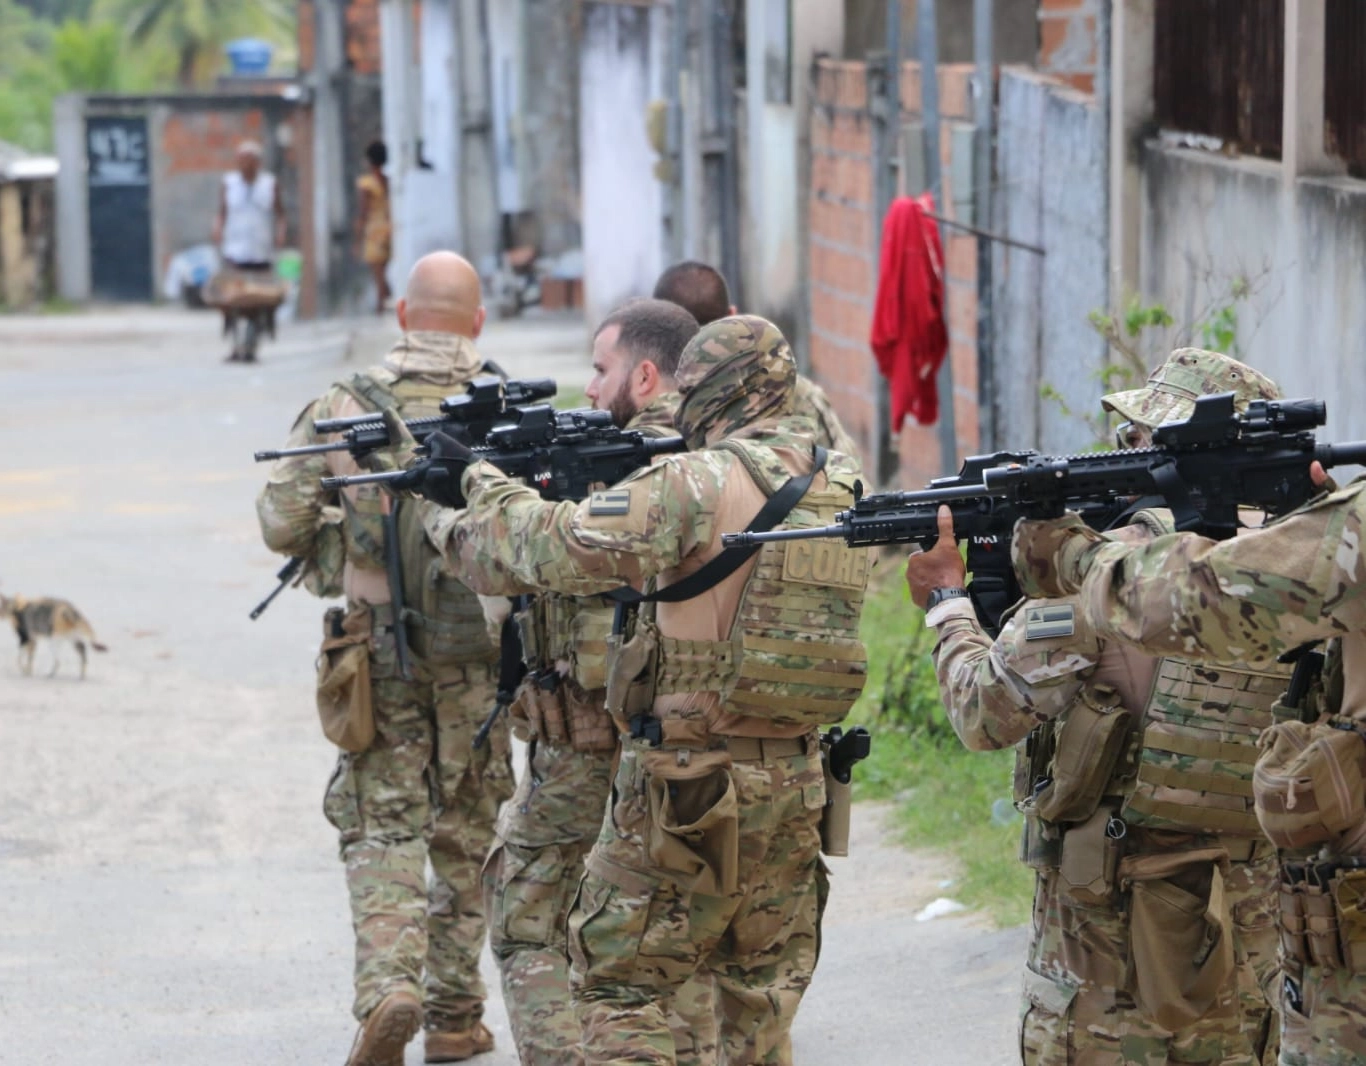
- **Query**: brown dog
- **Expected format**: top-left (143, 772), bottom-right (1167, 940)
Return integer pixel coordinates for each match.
top-left (0, 593), bottom-right (108, 679)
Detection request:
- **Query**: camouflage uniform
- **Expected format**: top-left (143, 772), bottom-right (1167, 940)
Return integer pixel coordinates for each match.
top-left (926, 351), bottom-right (1286, 1065)
top-left (424, 316), bottom-right (869, 1065)
top-left (257, 331), bottom-right (514, 1045)
top-left (477, 392), bottom-right (719, 1065)
top-left (1015, 479), bottom-right (1366, 1066)
top-left (793, 375), bottom-right (859, 459)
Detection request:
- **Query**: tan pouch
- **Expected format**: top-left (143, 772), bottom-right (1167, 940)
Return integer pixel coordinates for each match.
top-left (1121, 847), bottom-right (1233, 1033)
top-left (1303, 880), bottom-right (1345, 968)
top-left (1279, 879), bottom-right (1309, 966)
top-left (642, 748), bottom-right (738, 895)
top-left (1034, 684), bottom-right (1132, 825)
top-left (564, 683), bottom-right (616, 754)
top-left (1332, 869), bottom-right (1366, 973)
top-left (1253, 719), bottom-right (1366, 849)
top-left (316, 606), bottom-right (375, 753)
top-left (1059, 807), bottom-right (1123, 905)
top-left (1019, 810), bottom-right (1064, 871)
top-left (605, 618), bottom-right (660, 732)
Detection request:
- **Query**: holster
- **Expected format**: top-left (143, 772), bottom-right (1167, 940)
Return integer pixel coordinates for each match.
top-left (316, 605), bottom-right (375, 753)
top-left (820, 734), bottom-right (853, 857)
top-left (641, 747), bottom-right (739, 896)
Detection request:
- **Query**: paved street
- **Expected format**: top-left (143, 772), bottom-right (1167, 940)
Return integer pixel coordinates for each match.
top-left (0, 307), bottom-right (1024, 1065)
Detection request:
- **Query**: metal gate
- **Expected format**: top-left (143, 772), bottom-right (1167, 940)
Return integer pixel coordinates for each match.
top-left (86, 114), bottom-right (153, 301)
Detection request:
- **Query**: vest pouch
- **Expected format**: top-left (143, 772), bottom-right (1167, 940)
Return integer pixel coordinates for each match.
top-left (1015, 725), bottom-right (1056, 806)
top-left (1253, 719), bottom-right (1366, 850)
top-left (1058, 807), bottom-right (1123, 904)
top-left (522, 683), bottom-right (570, 746)
top-left (1302, 880), bottom-right (1345, 968)
top-left (1331, 869), bottom-right (1366, 973)
top-left (605, 618), bottom-right (660, 732)
top-left (316, 606), bottom-right (375, 753)
top-left (1120, 848), bottom-right (1234, 1033)
top-left (563, 682), bottom-right (616, 754)
top-left (1034, 684), bottom-right (1132, 825)
top-left (1279, 879), bottom-right (1310, 967)
top-left (642, 749), bottom-right (738, 895)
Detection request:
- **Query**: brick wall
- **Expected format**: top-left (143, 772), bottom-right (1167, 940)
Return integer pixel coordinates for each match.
top-left (161, 110), bottom-right (266, 176)
top-left (1037, 0), bottom-right (1098, 94)
top-left (807, 57), bottom-right (982, 490)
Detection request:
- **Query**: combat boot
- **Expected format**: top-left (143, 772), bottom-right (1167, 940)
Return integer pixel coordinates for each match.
top-left (346, 990), bottom-right (423, 1066)
top-left (424, 1021), bottom-right (495, 1062)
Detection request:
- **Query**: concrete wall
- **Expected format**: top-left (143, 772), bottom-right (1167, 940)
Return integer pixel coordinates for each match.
top-left (993, 66), bottom-right (1108, 453)
top-left (1140, 145), bottom-right (1366, 443)
top-left (579, 2), bottom-right (662, 323)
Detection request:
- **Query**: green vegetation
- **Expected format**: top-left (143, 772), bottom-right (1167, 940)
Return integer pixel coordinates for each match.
top-left (0, 0), bottom-right (294, 152)
top-left (847, 563), bottom-right (1034, 928)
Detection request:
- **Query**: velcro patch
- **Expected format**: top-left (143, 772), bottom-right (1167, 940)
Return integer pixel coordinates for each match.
top-left (1024, 604), bottom-right (1076, 641)
top-left (587, 490), bottom-right (632, 516)
top-left (781, 540), bottom-right (870, 590)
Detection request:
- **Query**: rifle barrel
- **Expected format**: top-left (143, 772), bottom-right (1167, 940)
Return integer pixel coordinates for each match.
top-left (320, 470), bottom-right (406, 490)
top-left (721, 525), bottom-right (843, 547)
top-left (1319, 440), bottom-right (1366, 469)
top-left (255, 440), bottom-right (348, 462)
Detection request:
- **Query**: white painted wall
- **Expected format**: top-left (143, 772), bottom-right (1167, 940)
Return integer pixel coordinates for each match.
top-left (579, 2), bottom-right (662, 323)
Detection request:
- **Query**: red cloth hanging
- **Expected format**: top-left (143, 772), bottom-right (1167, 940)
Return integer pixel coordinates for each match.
top-left (869, 193), bottom-right (948, 429)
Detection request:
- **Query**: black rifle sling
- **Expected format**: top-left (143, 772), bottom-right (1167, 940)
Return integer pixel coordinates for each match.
top-left (608, 445), bottom-right (829, 607)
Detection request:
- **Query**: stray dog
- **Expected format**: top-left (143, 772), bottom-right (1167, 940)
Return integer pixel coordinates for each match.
top-left (0, 593), bottom-right (109, 679)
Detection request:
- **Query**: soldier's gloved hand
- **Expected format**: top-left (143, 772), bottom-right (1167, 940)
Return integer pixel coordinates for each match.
top-left (409, 430), bottom-right (474, 509)
top-left (1011, 513), bottom-right (1106, 598)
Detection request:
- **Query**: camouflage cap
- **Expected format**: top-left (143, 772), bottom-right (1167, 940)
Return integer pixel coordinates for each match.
top-left (1103, 348), bottom-right (1282, 428)
top-left (674, 314), bottom-right (797, 448)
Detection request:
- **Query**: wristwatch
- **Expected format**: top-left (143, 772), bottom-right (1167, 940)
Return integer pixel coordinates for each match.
top-left (925, 587), bottom-right (970, 612)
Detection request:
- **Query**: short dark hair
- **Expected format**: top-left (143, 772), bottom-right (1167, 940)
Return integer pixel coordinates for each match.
top-left (365, 140), bottom-right (388, 168)
top-left (594, 298), bottom-right (699, 379)
top-left (653, 260), bottom-right (731, 326)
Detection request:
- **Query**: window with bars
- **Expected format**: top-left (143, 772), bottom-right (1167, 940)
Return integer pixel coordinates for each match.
top-left (1325, 0), bottom-right (1366, 176)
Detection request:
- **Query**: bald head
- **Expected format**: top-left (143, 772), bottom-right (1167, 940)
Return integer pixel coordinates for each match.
top-left (397, 251), bottom-right (486, 338)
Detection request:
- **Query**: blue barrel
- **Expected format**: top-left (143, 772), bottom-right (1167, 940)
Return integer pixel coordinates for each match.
top-left (224, 38), bottom-right (274, 76)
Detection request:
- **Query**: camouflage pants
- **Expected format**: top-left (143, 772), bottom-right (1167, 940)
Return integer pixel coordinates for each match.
top-left (1277, 965), bottom-right (1366, 1065)
top-left (323, 649), bottom-right (514, 1031)
top-left (567, 738), bottom-right (824, 1065)
top-left (484, 738), bottom-right (721, 1065)
top-left (1020, 845), bottom-right (1280, 1065)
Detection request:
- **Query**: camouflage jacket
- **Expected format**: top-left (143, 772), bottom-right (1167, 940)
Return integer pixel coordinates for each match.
top-left (256, 331), bottom-right (487, 603)
top-left (1013, 479), bottom-right (1366, 715)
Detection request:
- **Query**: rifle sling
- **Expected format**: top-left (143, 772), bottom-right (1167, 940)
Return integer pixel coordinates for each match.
top-left (609, 445), bottom-right (828, 607)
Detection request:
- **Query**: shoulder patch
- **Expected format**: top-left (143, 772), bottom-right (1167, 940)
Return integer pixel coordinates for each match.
top-left (588, 489), bottom-right (633, 516)
top-left (1024, 604), bottom-right (1075, 641)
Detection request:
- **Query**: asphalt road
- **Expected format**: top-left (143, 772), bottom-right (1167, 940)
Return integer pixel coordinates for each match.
top-left (0, 307), bottom-right (1025, 1065)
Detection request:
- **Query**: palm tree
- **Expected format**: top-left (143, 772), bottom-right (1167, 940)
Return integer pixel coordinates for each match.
top-left (96, 0), bottom-right (292, 88)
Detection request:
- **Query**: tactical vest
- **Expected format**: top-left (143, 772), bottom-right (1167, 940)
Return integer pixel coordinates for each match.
top-left (338, 371), bottom-right (495, 665)
top-left (512, 592), bottom-right (616, 751)
top-left (649, 441), bottom-right (869, 731)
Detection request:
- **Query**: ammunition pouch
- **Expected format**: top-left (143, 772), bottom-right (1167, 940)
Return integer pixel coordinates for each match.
top-left (1278, 863), bottom-right (1366, 973)
top-left (1058, 806), bottom-right (1125, 905)
top-left (1120, 847), bottom-right (1235, 1032)
top-left (640, 747), bottom-right (739, 895)
top-left (1253, 718), bottom-right (1366, 850)
top-left (1032, 684), bottom-right (1133, 825)
top-left (316, 605), bottom-right (375, 753)
top-left (513, 676), bottom-right (616, 753)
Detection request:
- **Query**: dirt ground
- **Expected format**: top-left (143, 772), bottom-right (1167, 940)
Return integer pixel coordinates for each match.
top-left (0, 307), bottom-right (1024, 1064)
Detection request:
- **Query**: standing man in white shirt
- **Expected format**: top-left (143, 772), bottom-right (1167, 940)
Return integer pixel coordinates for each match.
top-left (211, 140), bottom-right (288, 362)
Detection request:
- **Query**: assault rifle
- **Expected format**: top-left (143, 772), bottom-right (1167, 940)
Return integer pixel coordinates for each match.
top-left (722, 394), bottom-right (1366, 632)
top-left (320, 404), bottom-right (686, 505)
top-left (253, 375), bottom-right (557, 463)
top-left (248, 555), bottom-right (304, 620)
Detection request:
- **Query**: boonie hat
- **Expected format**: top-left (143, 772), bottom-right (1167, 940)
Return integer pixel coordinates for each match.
top-left (1102, 348), bottom-right (1282, 428)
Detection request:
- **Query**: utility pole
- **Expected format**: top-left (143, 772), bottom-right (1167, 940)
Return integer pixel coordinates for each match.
top-left (973, 0), bottom-right (996, 449)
